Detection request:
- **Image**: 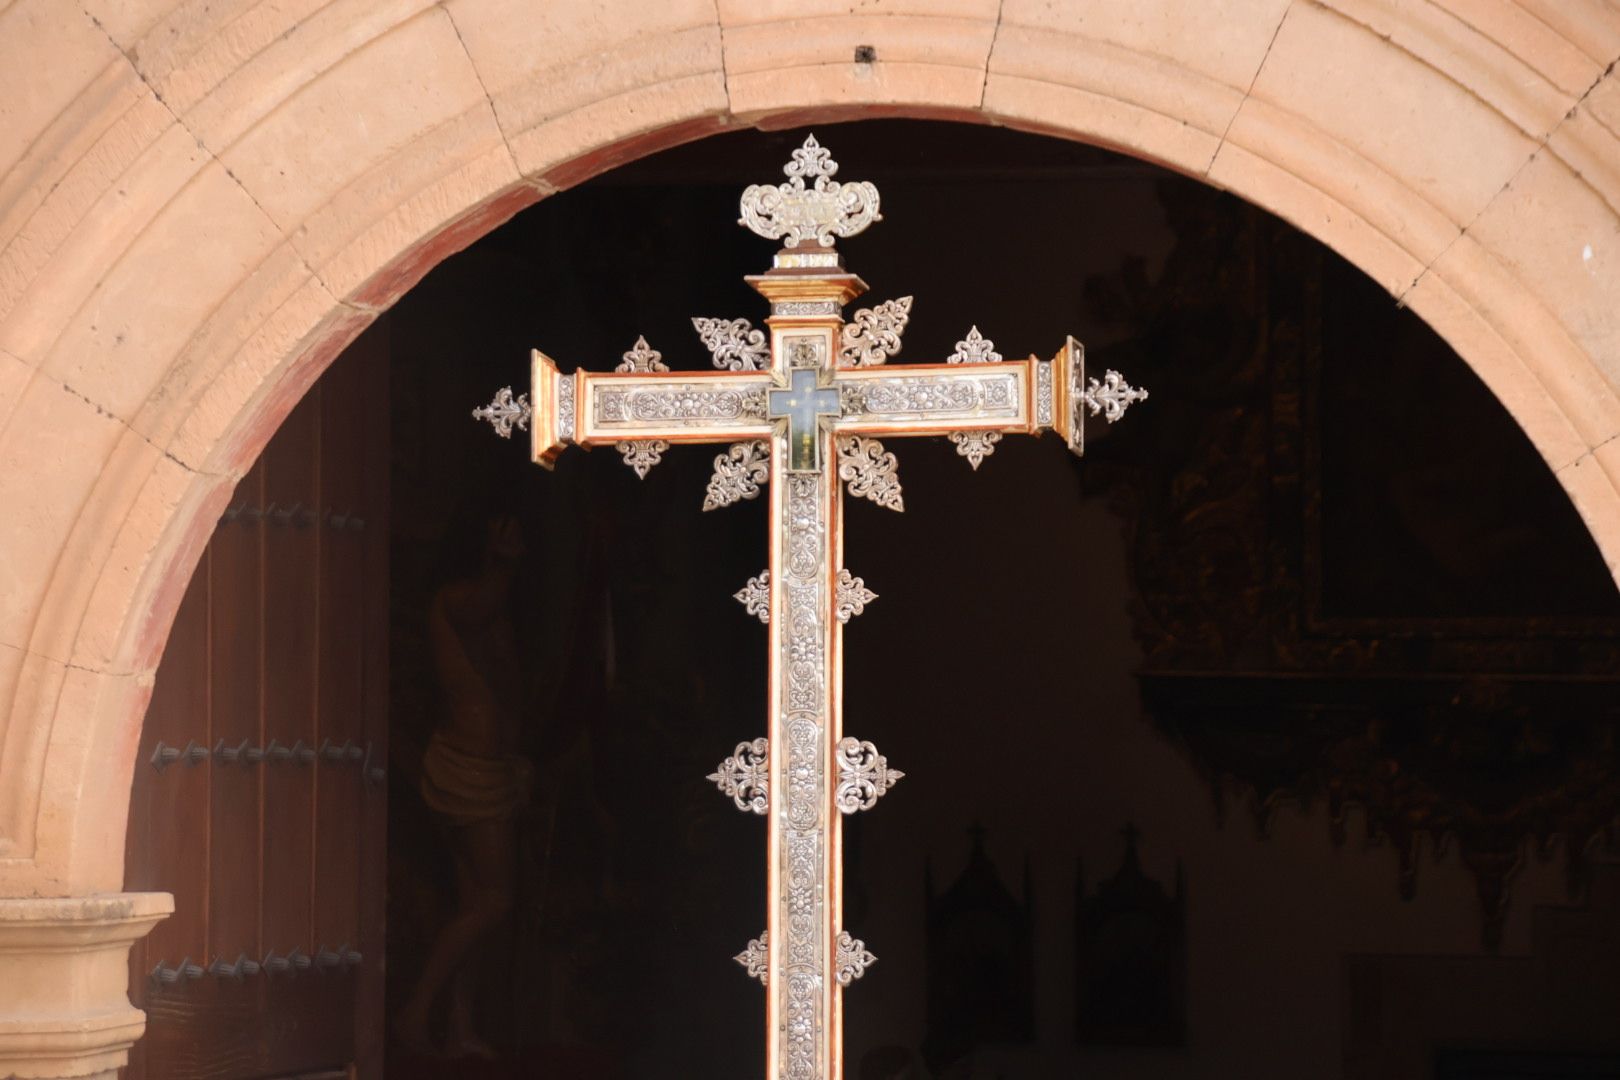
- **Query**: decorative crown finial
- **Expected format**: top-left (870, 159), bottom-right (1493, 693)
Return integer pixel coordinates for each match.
top-left (738, 134), bottom-right (882, 248)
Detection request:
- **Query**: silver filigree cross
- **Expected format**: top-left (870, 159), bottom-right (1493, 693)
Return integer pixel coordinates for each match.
top-left (475, 134), bottom-right (1151, 1080)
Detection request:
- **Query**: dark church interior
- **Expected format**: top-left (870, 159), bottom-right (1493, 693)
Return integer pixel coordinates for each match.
top-left (125, 119), bottom-right (1620, 1080)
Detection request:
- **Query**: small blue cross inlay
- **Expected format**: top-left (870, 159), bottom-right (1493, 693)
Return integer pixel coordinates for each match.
top-left (768, 368), bottom-right (842, 473)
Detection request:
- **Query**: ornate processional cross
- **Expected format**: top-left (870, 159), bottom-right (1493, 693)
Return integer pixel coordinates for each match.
top-left (473, 136), bottom-right (1148, 1079)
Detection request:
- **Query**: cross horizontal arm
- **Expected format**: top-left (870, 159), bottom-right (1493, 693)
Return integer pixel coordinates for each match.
top-left (833, 359), bottom-right (1041, 439)
top-left (834, 337), bottom-right (1083, 449)
top-left (529, 350), bottom-right (774, 467)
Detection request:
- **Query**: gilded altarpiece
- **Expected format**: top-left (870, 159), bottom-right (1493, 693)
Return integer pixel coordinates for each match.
top-left (1088, 185), bottom-right (1620, 948)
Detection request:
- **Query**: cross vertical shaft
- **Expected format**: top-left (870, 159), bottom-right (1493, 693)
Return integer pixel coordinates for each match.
top-left (757, 270), bottom-right (863, 1080)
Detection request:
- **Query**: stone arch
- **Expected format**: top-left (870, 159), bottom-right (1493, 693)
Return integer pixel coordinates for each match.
top-left (1, 1), bottom-right (1618, 1070)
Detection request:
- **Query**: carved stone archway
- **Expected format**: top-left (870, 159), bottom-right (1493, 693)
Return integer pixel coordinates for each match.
top-left (1, 1), bottom-right (1618, 1074)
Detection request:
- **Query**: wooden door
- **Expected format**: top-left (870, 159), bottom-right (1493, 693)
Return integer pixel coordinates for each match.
top-left (124, 326), bottom-right (389, 1079)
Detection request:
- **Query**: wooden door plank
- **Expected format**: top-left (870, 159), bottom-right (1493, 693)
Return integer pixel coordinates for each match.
top-left (313, 341), bottom-right (367, 1061)
top-left (209, 462), bottom-right (264, 969)
top-left (353, 326), bottom-right (390, 1078)
top-left (125, 556), bottom-right (211, 1079)
top-left (261, 389), bottom-right (321, 975)
top-left (133, 559), bottom-right (212, 975)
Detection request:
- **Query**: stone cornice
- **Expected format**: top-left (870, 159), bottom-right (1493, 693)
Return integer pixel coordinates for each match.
top-left (0, 893), bottom-right (171, 1080)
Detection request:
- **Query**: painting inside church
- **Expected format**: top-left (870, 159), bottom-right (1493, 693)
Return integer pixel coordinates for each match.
top-left (129, 120), bottom-right (1619, 1080)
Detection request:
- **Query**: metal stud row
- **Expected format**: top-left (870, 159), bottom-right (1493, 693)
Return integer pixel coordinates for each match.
top-left (150, 944), bottom-right (362, 985)
top-left (219, 501), bottom-right (366, 530)
top-left (149, 738), bottom-right (385, 784)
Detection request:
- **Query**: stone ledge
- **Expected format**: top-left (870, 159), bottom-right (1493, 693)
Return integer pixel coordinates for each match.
top-left (0, 892), bottom-right (170, 1080)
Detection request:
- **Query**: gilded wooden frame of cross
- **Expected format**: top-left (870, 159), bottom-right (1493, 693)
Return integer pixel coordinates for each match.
top-left (473, 135), bottom-right (1148, 1080)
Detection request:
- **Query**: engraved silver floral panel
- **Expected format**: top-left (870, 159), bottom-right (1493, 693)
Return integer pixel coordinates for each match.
top-left (1084, 369), bottom-right (1150, 422)
top-left (738, 135), bottom-right (881, 248)
top-left (557, 376), bottom-right (576, 441)
top-left (709, 738), bottom-right (770, 814)
top-left (840, 296), bottom-right (912, 366)
top-left (842, 372), bottom-right (1021, 421)
top-left (704, 440), bottom-right (771, 511)
top-left (736, 931), bottom-right (769, 985)
top-left (472, 386), bottom-right (530, 438)
top-left (776, 470), bottom-right (830, 1080)
top-left (834, 569), bottom-right (876, 623)
top-left (835, 737), bottom-right (903, 814)
top-left (616, 335), bottom-right (668, 373)
top-left (596, 386), bottom-right (769, 427)
top-left (1034, 360), bottom-right (1054, 428)
top-left (836, 436), bottom-right (904, 512)
top-left (617, 439), bottom-right (667, 478)
top-left (693, 316), bottom-right (770, 371)
top-left (835, 932), bottom-right (876, 987)
top-left (775, 299), bottom-right (840, 316)
top-left (735, 570), bottom-right (770, 623)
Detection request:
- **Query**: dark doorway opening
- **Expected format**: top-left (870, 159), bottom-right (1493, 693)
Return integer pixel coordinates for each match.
top-left (126, 120), bottom-right (1620, 1080)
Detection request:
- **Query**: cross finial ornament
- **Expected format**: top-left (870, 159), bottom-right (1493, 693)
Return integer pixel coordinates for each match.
top-left (476, 133), bottom-right (1148, 1080)
top-left (738, 134), bottom-right (882, 248)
